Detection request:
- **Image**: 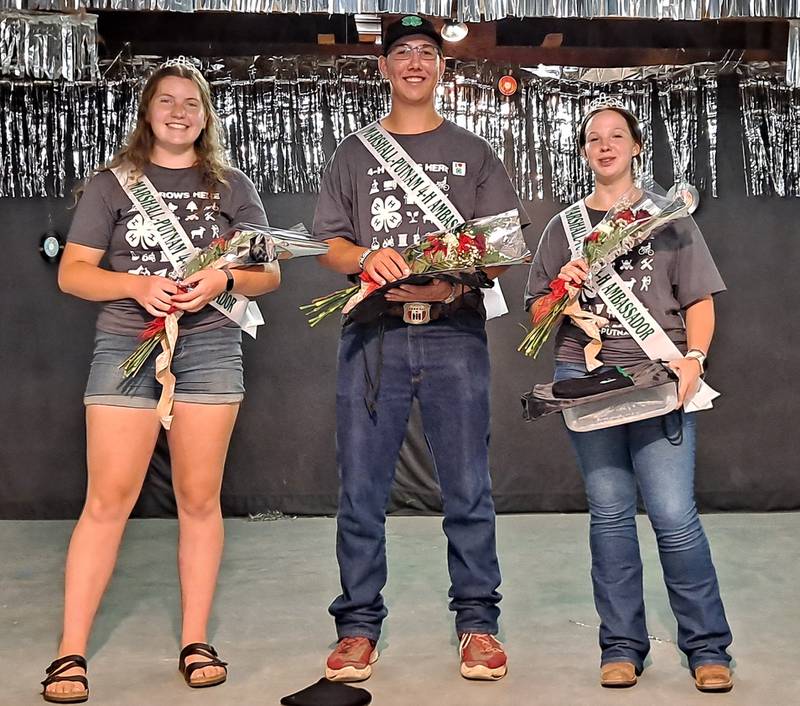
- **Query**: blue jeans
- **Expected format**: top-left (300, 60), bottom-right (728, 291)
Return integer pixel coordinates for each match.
top-left (330, 312), bottom-right (502, 641)
top-left (555, 362), bottom-right (732, 671)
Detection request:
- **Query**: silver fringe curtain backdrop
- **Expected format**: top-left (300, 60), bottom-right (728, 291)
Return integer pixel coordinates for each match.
top-left (519, 64), bottom-right (723, 203)
top-left (458, 0), bottom-right (800, 22)
top-left (0, 81), bottom-right (138, 197)
top-left (0, 58), bottom-right (722, 200)
top-left (463, 0), bottom-right (800, 22)
top-left (658, 70), bottom-right (720, 198)
top-left (0, 10), bottom-right (98, 81)
top-left (526, 75), bottom-right (655, 204)
top-left (738, 65), bottom-right (800, 197)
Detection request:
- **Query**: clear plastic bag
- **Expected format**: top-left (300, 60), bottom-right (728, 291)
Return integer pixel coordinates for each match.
top-left (562, 381), bottom-right (678, 432)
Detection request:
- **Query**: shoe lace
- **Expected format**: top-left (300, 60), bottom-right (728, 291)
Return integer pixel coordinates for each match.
top-left (460, 633), bottom-right (503, 656)
top-left (336, 637), bottom-right (369, 656)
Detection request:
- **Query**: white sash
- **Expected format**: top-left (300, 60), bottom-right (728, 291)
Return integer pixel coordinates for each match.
top-left (559, 199), bottom-right (718, 412)
top-left (112, 165), bottom-right (263, 338)
top-left (355, 121), bottom-right (508, 319)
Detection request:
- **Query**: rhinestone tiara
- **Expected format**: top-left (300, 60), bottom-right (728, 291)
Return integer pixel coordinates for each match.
top-left (585, 93), bottom-right (636, 119)
top-left (159, 56), bottom-right (199, 71)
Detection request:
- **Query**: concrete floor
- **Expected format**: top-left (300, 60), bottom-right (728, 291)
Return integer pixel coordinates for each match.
top-left (1, 514), bottom-right (798, 706)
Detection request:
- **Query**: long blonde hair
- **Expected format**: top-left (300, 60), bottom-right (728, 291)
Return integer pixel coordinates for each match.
top-left (106, 63), bottom-right (229, 189)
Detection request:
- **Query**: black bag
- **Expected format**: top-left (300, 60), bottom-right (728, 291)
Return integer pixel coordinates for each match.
top-left (551, 366), bottom-right (634, 399)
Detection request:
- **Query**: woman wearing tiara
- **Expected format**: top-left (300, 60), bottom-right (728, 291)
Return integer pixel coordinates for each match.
top-left (41, 59), bottom-right (280, 703)
top-left (525, 98), bottom-right (733, 692)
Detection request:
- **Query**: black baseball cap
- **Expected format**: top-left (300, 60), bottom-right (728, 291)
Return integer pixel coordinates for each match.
top-left (382, 15), bottom-right (443, 56)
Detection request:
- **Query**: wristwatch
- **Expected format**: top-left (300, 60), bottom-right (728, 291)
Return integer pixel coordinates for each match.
top-left (685, 348), bottom-right (706, 374)
top-left (221, 266), bottom-right (235, 293)
top-left (443, 283), bottom-right (458, 304)
top-left (358, 248), bottom-right (373, 271)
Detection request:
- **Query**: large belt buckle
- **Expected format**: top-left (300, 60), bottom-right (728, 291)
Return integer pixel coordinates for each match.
top-left (403, 302), bottom-right (431, 325)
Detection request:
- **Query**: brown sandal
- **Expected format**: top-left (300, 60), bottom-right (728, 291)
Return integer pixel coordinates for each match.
top-left (178, 642), bottom-right (228, 688)
top-left (41, 655), bottom-right (89, 703)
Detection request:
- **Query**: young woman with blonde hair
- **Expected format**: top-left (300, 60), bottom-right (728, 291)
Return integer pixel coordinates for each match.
top-left (41, 61), bottom-right (279, 703)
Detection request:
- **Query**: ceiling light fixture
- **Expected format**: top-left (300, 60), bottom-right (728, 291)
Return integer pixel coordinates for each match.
top-left (441, 19), bottom-right (468, 43)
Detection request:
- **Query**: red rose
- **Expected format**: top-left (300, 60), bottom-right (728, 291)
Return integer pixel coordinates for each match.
top-left (549, 277), bottom-right (568, 298)
top-left (140, 317), bottom-right (167, 341)
top-left (616, 208), bottom-right (635, 224)
top-left (585, 231), bottom-right (600, 243)
top-left (634, 208), bottom-right (650, 220)
top-left (457, 234), bottom-right (472, 254)
top-left (531, 300), bottom-right (548, 325)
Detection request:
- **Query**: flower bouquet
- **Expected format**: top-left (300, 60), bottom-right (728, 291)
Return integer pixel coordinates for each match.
top-left (518, 184), bottom-right (690, 360)
top-left (301, 209), bottom-right (529, 327)
top-left (121, 223), bottom-right (327, 379)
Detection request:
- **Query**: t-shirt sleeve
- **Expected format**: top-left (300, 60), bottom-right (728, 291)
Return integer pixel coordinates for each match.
top-left (474, 139), bottom-right (531, 228)
top-left (67, 171), bottom-right (118, 252)
top-left (312, 143), bottom-right (356, 243)
top-left (671, 217), bottom-right (726, 308)
top-left (228, 169), bottom-right (269, 227)
top-left (524, 215), bottom-right (570, 311)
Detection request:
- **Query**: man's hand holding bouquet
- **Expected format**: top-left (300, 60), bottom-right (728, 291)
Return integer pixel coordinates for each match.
top-left (302, 209), bottom-right (529, 327)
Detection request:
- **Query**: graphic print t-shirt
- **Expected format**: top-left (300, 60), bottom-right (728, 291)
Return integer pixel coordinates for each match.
top-left (312, 120), bottom-right (529, 266)
top-left (524, 204), bottom-right (726, 366)
top-left (67, 164), bottom-right (267, 336)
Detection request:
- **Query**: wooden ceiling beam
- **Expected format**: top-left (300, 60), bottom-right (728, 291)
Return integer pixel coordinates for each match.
top-left (95, 12), bottom-right (789, 67)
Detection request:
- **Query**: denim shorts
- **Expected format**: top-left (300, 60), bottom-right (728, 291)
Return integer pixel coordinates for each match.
top-left (84, 326), bottom-right (244, 408)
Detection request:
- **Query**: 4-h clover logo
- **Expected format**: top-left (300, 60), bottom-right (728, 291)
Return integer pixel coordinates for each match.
top-left (402, 16), bottom-right (422, 27)
top-left (370, 195), bottom-right (402, 233)
top-left (125, 212), bottom-right (158, 249)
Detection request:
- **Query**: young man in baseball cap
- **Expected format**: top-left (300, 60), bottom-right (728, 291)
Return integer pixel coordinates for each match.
top-left (312, 14), bottom-right (529, 683)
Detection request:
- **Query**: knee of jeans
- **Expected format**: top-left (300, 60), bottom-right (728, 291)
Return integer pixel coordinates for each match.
top-left (338, 488), bottom-right (389, 527)
top-left (441, 483), bottom-right (494, 521)
top-left (649, 504), bottom-right (706, 552)
top-left (587, 496), bottom-right (637, 527)
top-left (337, 507), bottom-right (386, 543)
top-left (584, 476), bottom-right (637, 524)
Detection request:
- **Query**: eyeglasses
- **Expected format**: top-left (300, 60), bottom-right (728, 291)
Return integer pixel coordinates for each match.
top-left (387, 44), bottom-right (441, 61)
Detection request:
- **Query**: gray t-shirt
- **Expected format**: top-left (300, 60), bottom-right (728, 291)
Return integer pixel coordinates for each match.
top-left (312, 119), bottom-right (529, 259)
top-left (525, 203), bottom-right (726, 365)
top-left (67, 163), bottom-right (267, 336)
